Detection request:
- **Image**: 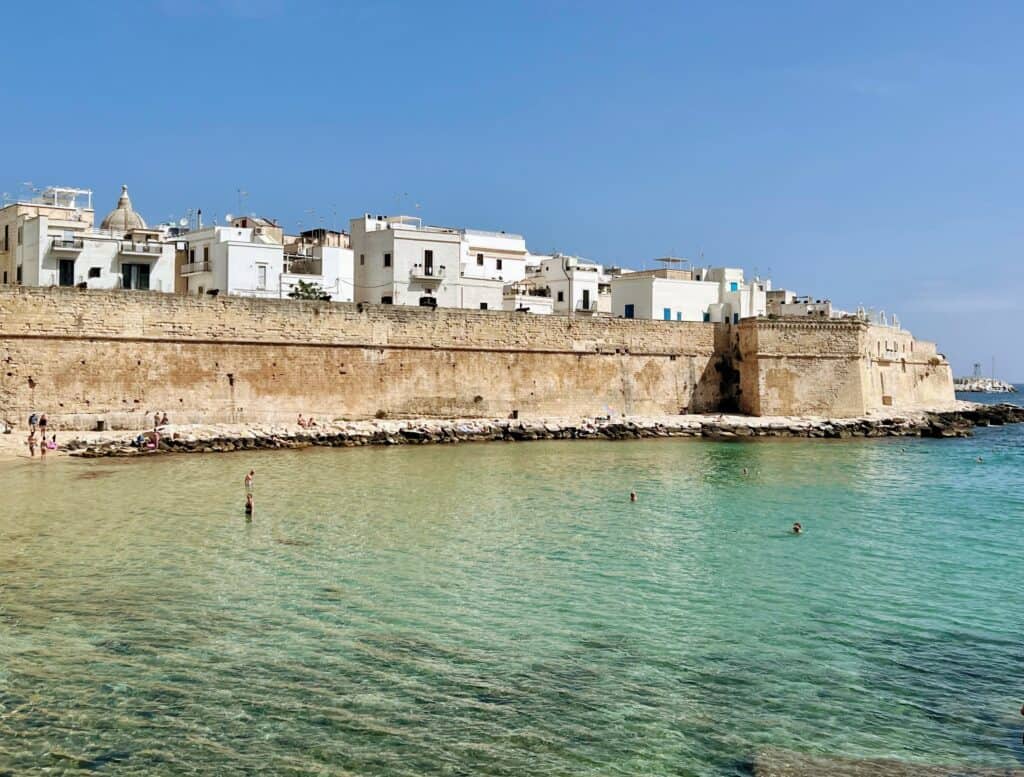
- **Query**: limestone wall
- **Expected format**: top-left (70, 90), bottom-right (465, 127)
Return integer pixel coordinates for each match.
top-left (0, 288), bottom-right (725, 429)
top-left (737, 318), bottom-right (954, 417)
top-left (0, 289), bottom-right (955, 429)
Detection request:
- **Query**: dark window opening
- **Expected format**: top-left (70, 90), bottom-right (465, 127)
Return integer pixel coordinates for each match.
top-left (479, 302), bottom-right (488, 310)
top-left (496, 258), bottom-right (503, 270)
top-left (381, 295), bottom-right (393, 304)
top-left (88, 267), bottom-right (101, 278)
top-left (203, 246), bottom-right (209, 261)
top-left (557, 291), bottom-right (564, 302)
top-left (360, 253), bottom-right (365, 265)
top-left (423, 250), bottom-right (432, 275)
top-left (384, 252), bottom-right (392, 267)
top-left (58, 259), bottom-right (75, 287)
top-left (476, 253), bottom-right (484, 266)
top-left (122, 263), bottom-right (151, 290)
top-left (624, 303), bottom-right (635, 319)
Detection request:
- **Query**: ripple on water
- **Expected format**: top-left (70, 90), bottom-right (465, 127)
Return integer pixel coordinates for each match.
top-left (0, 430), bottom-right (1022, 775)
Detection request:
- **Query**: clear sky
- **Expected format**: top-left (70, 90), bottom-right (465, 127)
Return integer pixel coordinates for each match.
top-left (4, 1), bottom-right (1022, 379)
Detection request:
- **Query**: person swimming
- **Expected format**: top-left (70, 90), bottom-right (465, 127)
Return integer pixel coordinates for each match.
top-left (792, 522), bottom-right (803, 534)
top-left (630, 490), bottom-right (637, 502)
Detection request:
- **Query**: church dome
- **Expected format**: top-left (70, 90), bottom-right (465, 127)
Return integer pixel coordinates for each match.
top-left (100, 184), bottom-right (147, 231)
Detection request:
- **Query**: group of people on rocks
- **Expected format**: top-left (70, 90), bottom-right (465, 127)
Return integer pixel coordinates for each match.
top-left (296, 414), bottom-right (318, 428)
top-left (25, 412), bottom-right (58, 458)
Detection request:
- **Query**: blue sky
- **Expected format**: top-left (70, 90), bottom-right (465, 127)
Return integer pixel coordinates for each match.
top-left (4, 1), bottom-right (1022, 379)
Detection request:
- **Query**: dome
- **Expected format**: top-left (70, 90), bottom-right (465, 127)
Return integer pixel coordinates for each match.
top-left (100, 184), bottom-right (147, 231)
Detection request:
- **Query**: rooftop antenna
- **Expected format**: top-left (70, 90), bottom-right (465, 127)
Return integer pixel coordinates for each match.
top-left (178, 218), bottom-right (188, 228)
top-left (237, 188), bottom-right (248, 215)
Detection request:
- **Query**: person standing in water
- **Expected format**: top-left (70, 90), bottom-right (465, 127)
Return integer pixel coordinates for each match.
top-left (27, 429), bottom-right (37, 457)
top-left (244, 470), bottom-right (255, 516)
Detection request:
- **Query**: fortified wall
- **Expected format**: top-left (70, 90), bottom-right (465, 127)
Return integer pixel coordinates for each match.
top-left (737, 318), bottom-right (954, 416)
top-left (0, 288), bottom-right (954, 430)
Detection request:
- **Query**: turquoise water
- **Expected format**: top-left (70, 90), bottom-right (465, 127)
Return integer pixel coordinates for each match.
top-left (1, 422), bottom-right (1023, 775)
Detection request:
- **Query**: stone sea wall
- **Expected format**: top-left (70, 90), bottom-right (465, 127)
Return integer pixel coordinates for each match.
top-left (0, 287), bottom-right (955, 429)
top-left (737, 319), bottom-right (953, 416)
top-left (0, 287), bottom-right (727, 429)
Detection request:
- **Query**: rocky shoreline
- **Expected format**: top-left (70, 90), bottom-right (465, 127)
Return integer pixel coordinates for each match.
top-left (59, 403), bottom-right (1024, 458)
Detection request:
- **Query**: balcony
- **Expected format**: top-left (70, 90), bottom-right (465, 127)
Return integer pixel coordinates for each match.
top-left (50, 237), bottom-right (84, 252)
top-left (120, 241), bottom-right (164, 256)
top-left (410, 264), bottom-right (446, 281)
top-left (181, 261), bottom-right (211, 275)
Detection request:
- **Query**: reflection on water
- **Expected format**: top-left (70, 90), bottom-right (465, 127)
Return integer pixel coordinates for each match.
top-left (1, 429), bottom-right (1023, 775)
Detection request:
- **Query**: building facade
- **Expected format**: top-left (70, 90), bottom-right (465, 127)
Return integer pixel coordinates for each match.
top-left (0, 185), bottom-right (174, 292)
top-left (611, 264), bottom-right (769, 323)
top-left (350, 214), bottom-right (529, 310)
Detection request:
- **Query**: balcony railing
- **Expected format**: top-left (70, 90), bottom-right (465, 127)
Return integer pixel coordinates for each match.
top-left (181, 261), bottom-right (211, 275)
top-left (410, 264), bottom-right (446, 280)
top-left (50, 237), bottom-right (84, 251)
top-left (121, 241), bottom-right (164, 255)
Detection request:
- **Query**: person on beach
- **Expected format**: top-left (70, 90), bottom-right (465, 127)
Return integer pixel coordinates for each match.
top-left (792, 522), bottom-right (803, 534)
top-left (28, 412), bottom-right (38, 432)
top-left (38, 413), bottom-right (48, 436)
top-left (153, 411), bottom-right (162, 429)
top-left (40, 435), bottom-right (47, 458)
top-left (27, 429), bottom-right (37, 457)
top-left (47, 434), bottom-right (57, 451)
top-left (297, 413), bottom-right (306, 427)
top-left (160, 412), bottom-right (169, 427)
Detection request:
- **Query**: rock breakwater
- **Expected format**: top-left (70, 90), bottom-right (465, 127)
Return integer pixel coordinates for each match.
top-left (64, 404), bottom-right (1024, 459)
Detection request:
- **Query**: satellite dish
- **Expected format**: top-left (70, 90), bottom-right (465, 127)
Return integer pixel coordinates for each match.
top-left (178, 218), bottom-right (188, 227)
top-left (225, 214), bottom-right (234, 223)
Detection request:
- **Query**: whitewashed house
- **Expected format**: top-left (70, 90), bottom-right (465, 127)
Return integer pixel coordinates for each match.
top-left (350, 214), bottom-right (529, 310)
top-left (611, 260), bottom-right (769, 323)
top-left (3, 185), bottom-right (175, 292)
top-left (180, 222), bottom-right (352, 300)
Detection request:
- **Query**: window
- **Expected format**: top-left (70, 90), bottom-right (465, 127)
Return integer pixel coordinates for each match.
top-left (122, 263), bottom-right (151, 291)
top-left (203, 246), bottom-right (210, 262)
top-left (624, 304), bottom-right (635, 319)
top-left (676, 312), bottom-right (682, 321)
top-left (557, 291), bottom-right (564, 302)
top-left (384, 252), bottom-right (392, 268)
top-left (3, 225), bottom-right (7, 251)
top-left (17, 266), bottom-right (23, 283)
top-left (496, 258), bottom-right (503, 270)
top-left (88, 267), bottom-right (101, 278)
top-left (256, 263), bottom-right (268, 290)
top-left (476, 253), bottom-right (484, 266)
top-left (58, 260), bottom-right (75, 287)
top-left (2, 271), bottom-right (6, 284)
top-left (733, 313), bottom-right (739, 324)
top-left (703, 312), bottom-right (710, 322)
top-left (479, 302), bottom-right (488, 310)
top-left (582, 289), bottom-right (590, 310)
top-left (729, 281), bottom-right (739, 292)
top-left (189, 248), bottom-right (195, 262)
top-left (381, 295), bottom-right (393, 304)
top-left (360, 253), bottom-right (365, 265)
top-left (423, 250), bottom-right (433, 275)
top-left (664, 307), bottom-right (672, 321)
top-left (17, 226), bottom-right (23, 245)
top-left (198, 286), bottom-right (205, 295)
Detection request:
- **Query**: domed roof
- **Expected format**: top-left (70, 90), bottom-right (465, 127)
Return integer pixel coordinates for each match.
top-left (100, 184), bottom-right (147, 231)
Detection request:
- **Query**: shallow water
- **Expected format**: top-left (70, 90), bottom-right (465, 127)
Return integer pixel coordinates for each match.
top-left (1, 425), bottom-right (1023, 775)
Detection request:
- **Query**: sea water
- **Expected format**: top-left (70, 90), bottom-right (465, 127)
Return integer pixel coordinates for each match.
top-left (1, 406), bottom-right (1022, 775)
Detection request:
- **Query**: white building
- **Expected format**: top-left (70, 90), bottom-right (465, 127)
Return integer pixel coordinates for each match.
top-left (521, 254), bottom-right (610, 315)
top-left (180, 222), bottom-right (353, 300)
top-left (3, 185), bottom-right (175, 292)
top-left (611, 261), bottom-right (768, 323)
top-left (350, 214), bottom-right (529, 310)
top-left (766, 289), bottom-right (834, 318)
